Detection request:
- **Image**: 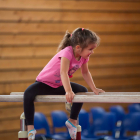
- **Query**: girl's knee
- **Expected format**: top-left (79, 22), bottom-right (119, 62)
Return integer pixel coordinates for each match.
top-left (24, 89), bottom-right (35, 102)
top-left (75, 86), bottom-right (88, 93)
top-left (81, 86), bottom-right (88, 92)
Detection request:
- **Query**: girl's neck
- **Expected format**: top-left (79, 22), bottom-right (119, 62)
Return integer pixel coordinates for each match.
top-left (73, 47), bottom-right (81, 61)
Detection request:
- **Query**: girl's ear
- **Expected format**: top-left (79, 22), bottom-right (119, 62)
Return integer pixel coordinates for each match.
top-left (76, 45), bottom-right (82, 52)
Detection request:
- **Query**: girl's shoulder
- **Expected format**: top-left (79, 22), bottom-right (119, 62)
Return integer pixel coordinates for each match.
top-left (58, 46), bottom-right (73, 55)
top-left (57, 46), bottom-right (73, 61)
top-left (63, 46), bottom-right (72, 52)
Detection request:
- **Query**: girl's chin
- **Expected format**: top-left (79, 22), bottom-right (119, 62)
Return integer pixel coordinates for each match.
top-left (83, 55), bottom-right (90, 59)
top-left (85, 56), bottom-right (90, 59)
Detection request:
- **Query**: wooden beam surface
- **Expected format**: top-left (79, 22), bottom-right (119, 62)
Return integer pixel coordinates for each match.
top-left (10, 92), bottom-right (140, 95)
top-left (0, 92), bottom-right (139, 103)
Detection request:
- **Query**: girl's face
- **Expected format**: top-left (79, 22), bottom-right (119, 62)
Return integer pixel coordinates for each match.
top-left (80, 44), bottom-right (97, 59)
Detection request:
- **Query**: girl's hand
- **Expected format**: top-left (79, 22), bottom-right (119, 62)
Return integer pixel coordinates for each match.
top-left (65, 91), bottom-right (75, 103)
top-left (93, 88), bottom-right (105, 95)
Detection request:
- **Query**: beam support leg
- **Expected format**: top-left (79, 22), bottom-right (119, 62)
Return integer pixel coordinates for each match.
top-left (18, 112), bottom-right (28, 140)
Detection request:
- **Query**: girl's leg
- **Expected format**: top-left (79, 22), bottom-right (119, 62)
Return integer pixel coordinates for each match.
top-left (56, 82), bottom-right (88, 139)
top-left (70, 82), bottom-right (88, 121)
top-left (53, 81), bottom-right (88, 124)
top-left (23, 81), bottom-right (57, 139)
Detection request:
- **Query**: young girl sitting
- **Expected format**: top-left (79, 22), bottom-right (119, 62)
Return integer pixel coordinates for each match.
top-left (24, 27), bottom-right (105, 140)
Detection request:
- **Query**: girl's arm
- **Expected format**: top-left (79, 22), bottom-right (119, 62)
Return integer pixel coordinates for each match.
top-left (81, 62), bottom-right (105, 95)
top-left (60, 57), bottom-right (72, 92)
top-left (60, 57), bottom-right (75, 102)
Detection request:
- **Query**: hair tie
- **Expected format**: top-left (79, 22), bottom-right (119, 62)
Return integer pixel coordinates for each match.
top-left (82, 28), bottom-right (84, 31)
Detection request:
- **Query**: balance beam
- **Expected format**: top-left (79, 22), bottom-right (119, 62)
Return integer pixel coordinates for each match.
top-left (0, 92), bottom-right (139, 103)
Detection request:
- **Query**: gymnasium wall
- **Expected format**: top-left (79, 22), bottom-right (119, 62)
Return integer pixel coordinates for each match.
top-left (0, 0), bottom-right (140, 139)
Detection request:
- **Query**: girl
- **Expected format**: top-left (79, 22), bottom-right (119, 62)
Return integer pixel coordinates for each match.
top-left (24, 27), bottom-right (105, 140)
